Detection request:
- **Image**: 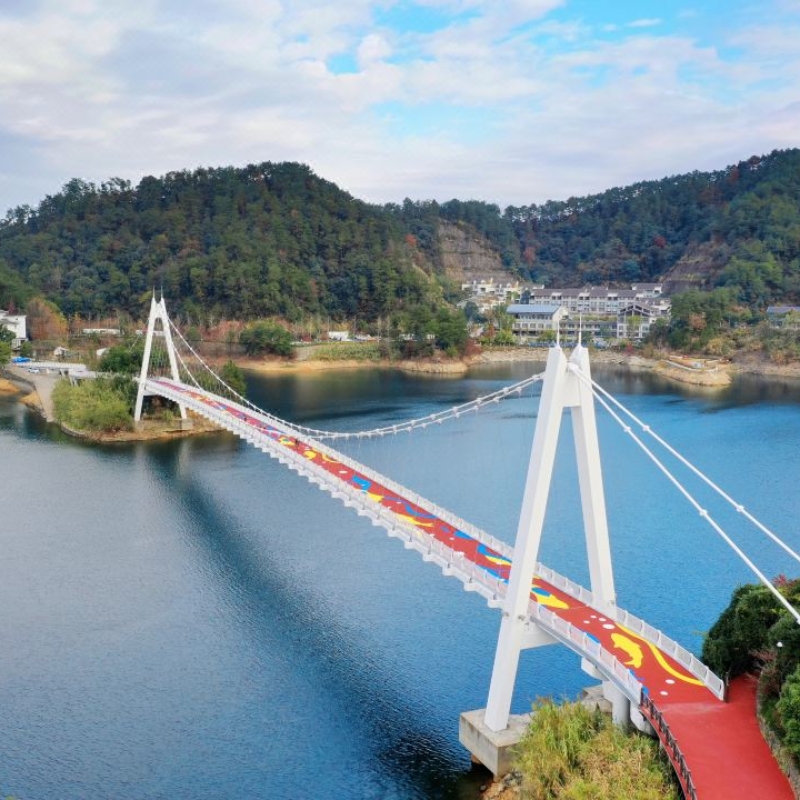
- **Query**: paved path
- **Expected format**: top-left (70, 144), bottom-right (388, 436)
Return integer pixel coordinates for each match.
top-left (5, 365), bottom-right (59, 421)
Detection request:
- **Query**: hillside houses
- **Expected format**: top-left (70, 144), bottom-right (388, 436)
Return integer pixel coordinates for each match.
top-left (460, 278), bottom-right (536, 313)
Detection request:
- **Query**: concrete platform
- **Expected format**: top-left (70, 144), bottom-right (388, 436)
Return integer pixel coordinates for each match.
top-left (458, 708), bottom-right (532, 777)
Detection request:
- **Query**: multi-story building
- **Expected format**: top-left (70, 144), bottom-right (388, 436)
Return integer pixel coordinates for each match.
top-left (506, 304), bottom-right (567, 339)
top-left (508, 284), bottom-right (670, 343)
top-left (461, 278), bottom-right (541, 313)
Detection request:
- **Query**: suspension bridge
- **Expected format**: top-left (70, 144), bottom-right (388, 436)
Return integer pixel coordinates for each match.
top-left (133, 296), bottom-right (796, 799)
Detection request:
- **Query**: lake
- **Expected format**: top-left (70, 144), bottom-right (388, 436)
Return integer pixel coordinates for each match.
top-left (1, 362), bottom-right (800, 799)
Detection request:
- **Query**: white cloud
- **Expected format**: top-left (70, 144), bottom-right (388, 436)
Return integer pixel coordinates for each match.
top-left (627, 18), bottom-right (662, 28)
top-left (357, 33), bottom-right (392, 66)
top-left (0, 0), bottom-right (799, 214)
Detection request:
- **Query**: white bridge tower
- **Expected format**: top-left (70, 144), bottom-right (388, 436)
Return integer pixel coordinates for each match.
top-left (134, 294), bottom-right (187, 424)
top-left (461, 343), bottom-right (621, 775)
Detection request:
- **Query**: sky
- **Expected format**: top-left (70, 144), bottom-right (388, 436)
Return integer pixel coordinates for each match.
top-left (1, 0), bottom-right (799, 215)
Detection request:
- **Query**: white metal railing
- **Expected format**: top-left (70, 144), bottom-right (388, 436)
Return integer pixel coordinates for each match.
top-left (530, 601), bottom-right (643, 704)
top-left (613, 608), bottom-right (725, 700)
top-left (535, 562), bottom-right (597, 607)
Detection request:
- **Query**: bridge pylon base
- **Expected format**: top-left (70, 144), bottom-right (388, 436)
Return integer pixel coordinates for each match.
top-left (459, 708), bottom-right (532, 778)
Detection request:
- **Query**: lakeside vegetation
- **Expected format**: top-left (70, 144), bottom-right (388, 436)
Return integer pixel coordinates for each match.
top-left (52, 376), bottom-right (134, 433)
top-left (48, 341), bottom-right (248, 434)
top-left (702, 578), bottom-right (800, 771)
top-left (511, 699), bottom-right (679, 799)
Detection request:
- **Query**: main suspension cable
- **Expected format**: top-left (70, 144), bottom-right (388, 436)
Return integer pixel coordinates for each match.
top-left (166, 318), bottom-right (545, 441)
top-left (575, 364), bottom-right (800, 567)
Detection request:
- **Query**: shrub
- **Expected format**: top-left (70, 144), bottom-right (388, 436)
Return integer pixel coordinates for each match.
top-left (239, 321), bottom-right (294, 357)
top-left (515, 699), bottom-right (678, 799)
top-left (98, 341), bottom-right (145, 374)
top-left (701, 584), bottom-right (783, 678)
top-left (52, 377), bottom-right (133, 432)
top-left (777, 667), bottom-right (800, 759)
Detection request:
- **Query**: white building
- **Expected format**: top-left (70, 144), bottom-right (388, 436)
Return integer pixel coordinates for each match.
top-left (461, 278), bottom-right (538, 313)
top-left (616, 299), bottom-right (672, 340)
top-left (524, 283), bottom-right (665, 315)
top-left (506, 304), bottom-right (567, 339)
top-left (508, 284), bottom-right (671, 343)
top-left (0, 311), bottom-right (27, 348)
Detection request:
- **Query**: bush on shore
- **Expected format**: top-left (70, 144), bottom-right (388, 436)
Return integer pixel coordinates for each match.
top-left (515, 699), bottom-right (679, 799)
top-left (52, 377), bottom-right (134, 432)
top-left (702, 577), bottom-right (800, 763)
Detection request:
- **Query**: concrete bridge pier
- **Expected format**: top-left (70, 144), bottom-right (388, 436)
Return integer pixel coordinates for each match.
top-left (602, 681), bottom-right (630, 727)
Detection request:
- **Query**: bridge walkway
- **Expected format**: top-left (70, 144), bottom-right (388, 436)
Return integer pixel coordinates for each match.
top-left (146, 377), bottom-right (794, 799)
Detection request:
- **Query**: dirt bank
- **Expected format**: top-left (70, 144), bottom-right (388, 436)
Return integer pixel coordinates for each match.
top-left (0, 377), bottom-right (23, 395)
top-left (232, 346), bottom-right (800, 385)
top-left (59, 414), bottom-right (222, 443)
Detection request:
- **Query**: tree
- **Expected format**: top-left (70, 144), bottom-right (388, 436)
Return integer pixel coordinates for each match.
top-left (239, 321), bottom-right (294, 357)
top-left (220, 360), bottom-right (246, 396)
top-left (431, 307), bottom-right (468, 355)
top-left (701, 584), bottom-right (782, 678)
top-left (25, 297), bottom-right (67, 340)
top-left (99, 342), bottom-right (145, 374)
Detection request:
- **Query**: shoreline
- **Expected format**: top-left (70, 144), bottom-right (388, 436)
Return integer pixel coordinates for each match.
top-left (5, 348), bottom-right (800, 443)
top-left (239, 347), bottom-right (800, 385)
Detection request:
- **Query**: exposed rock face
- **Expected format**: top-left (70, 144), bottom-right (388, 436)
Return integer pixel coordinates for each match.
top-left (661, 241), bottom-right (731, 294)
top-left (438, 221), bottom-right (509, 282)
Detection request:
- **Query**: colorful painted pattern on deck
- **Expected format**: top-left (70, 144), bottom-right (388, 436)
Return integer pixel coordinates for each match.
top-left (152, 379), bottom-right (793, 799)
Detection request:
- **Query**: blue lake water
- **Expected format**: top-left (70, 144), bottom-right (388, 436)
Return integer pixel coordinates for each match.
top-left (1, 362), bottom-right (799, 799)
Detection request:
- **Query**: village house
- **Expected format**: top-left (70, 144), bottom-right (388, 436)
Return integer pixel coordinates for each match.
top-left (0, 310), bottom-right (27, 349)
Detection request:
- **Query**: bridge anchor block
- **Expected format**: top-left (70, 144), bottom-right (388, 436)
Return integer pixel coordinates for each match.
top-left (458, 708), bottom-right (531, 778)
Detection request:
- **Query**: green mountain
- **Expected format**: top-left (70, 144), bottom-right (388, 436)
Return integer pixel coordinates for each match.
top-left (505, 148), bottom-right (800, 304)
top-left (0, 163), bottom-right (453, 324)
top-left (1, 148), bottom-right (799, 323)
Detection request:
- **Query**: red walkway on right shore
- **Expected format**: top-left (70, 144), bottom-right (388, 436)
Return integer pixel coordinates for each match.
top-left (656, 675), bottom-right (793, 800)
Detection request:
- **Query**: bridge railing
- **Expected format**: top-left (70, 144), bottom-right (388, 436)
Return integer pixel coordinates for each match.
top-left (150, 378), bottom-right (516, 563)
top-left (158, 381), bottom-right (512, 609)
top-left (641, 694), bottom-right (697, 800)
top-left (613, 608), bottom-right (725, 700)
top-left (534, 561), bottom-right (725, 701)
top-left (153, 379), bottom-right (723, 704)
top-left (530, 601), bottom-right (644, 704)
top-left (535, 563), bottom-right (597, 607)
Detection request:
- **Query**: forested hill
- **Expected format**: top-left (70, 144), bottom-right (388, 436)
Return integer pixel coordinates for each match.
top-left (506, 148), bottom-right (800, 303)
top-left (0, 163), bottom-right (454, 323)
top-left (1, 148), bottom-right (799, 324)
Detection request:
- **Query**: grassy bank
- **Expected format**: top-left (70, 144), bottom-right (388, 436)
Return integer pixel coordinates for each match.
top-left (52, 376), bottom-right (134, 432)
top-left (504, 699), bottom-right (679, 800)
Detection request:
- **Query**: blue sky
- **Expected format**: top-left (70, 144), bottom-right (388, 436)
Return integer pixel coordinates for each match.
top-left (0, 0), bottom-right (798, 215)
